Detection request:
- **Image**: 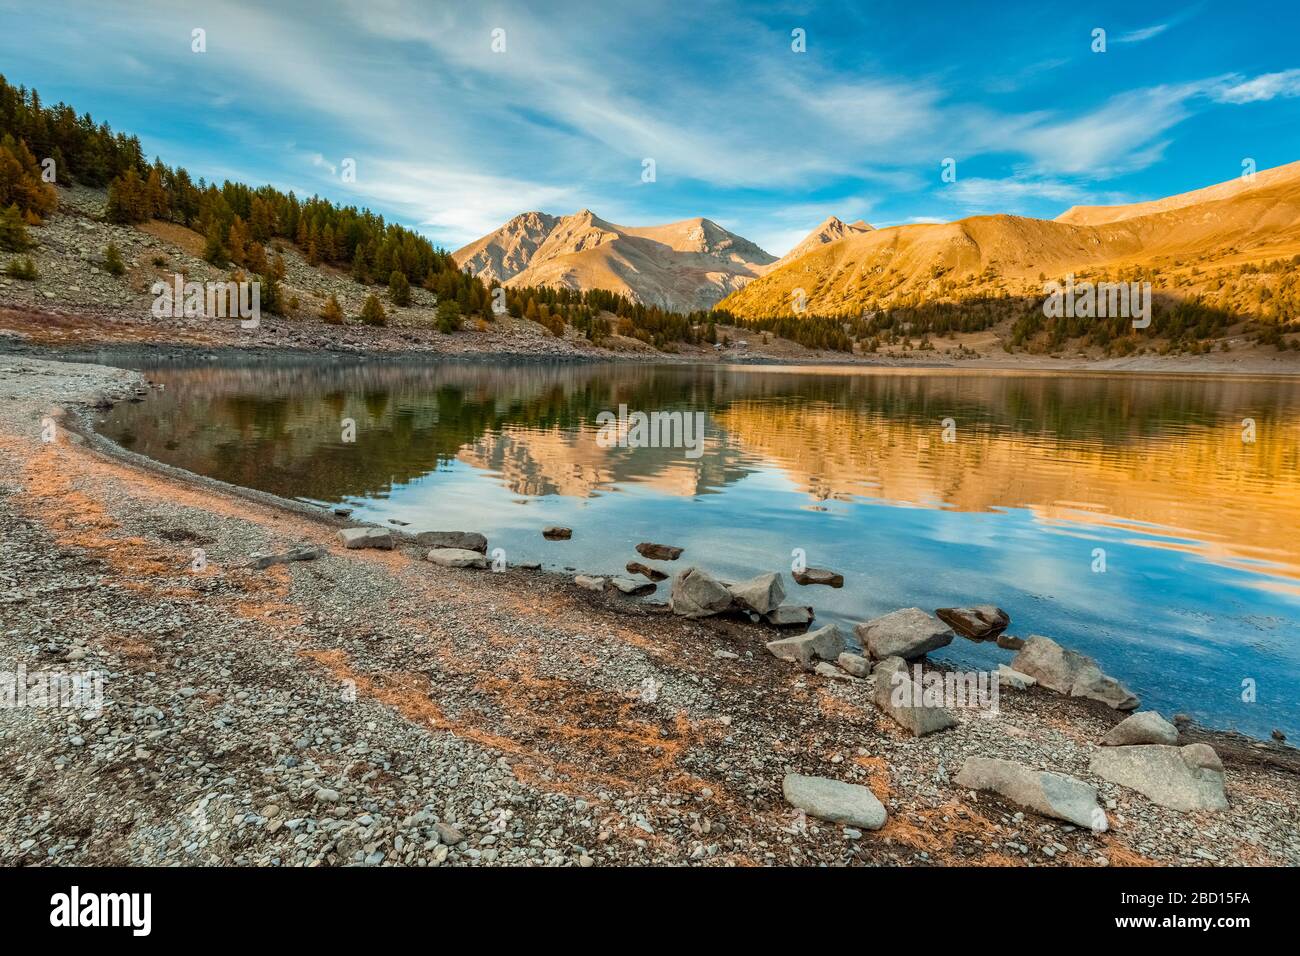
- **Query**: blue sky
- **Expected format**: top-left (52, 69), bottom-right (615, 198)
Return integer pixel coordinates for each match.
top-left (2, 0), bottom-right (1299, 255)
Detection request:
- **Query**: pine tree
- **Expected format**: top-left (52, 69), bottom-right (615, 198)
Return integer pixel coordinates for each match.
top-left (226, 216), bottom-right (249, 266)
top-left (0, 203), bottom-right (30, 251)
top-left (259, 271), bottom-right (284, 315)
top-left (360, 293), bottom-right (386, 327)
top-left (320, 293), bottom-right (344, 325)
top-left (4, 255), bottom-right (37, 280)
top-left (102, 242), bottom-right (125, 276)
top-left (436, 300), bottom-right (461, 333)
top-left (202, 224), bottom-right (228, 267)
top-left (388, 269), bottom-right (411, 307)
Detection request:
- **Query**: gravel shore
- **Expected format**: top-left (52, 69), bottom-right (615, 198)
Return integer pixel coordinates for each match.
top-left (1, 356), bottom-right (1297, 867)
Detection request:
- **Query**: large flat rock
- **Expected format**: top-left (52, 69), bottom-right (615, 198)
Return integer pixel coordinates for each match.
top-left (855, 607), bottom-right (954, 660)
top-left (1089, 744), bottom-right (1227, 812)
top-left (426, 547), bottom-right (488, 568)
top-left (338, 527), bottom-right (394, 550)
top-left (782, 774), bottom-right (886, 830)
top-left (955, 756), bottom-right (1107, 830)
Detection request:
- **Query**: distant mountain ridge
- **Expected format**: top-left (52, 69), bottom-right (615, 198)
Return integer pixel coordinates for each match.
top-left (454, 210), bottom-right (776, 313)
top-left (766, 215), bottom-right (874, 269)
top-left (717, 161), bottom-right (1300, 318)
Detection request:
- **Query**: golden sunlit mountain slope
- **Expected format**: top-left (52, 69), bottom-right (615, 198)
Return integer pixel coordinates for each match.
top-left (763, 215), bottom-right (874, 270)
top-left (718, 162), bottom-right (1300, 319)
top-left (453, 210), bottom-right (775, 313)
top-left (1057, 160), bottom-right (1300, 225)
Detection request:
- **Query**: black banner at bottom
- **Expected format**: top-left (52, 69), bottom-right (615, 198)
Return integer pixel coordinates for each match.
top-left (0, 865), bottom-right (1280, 940)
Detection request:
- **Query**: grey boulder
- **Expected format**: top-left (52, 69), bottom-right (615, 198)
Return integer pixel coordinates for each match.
top-left (1089, 744), bottom-right (1227, 812)
top-left (782, 773), bottom-right (886, 830)
top-left (426, 547), bottom-right (488, 569)
top-left (955, 757), bottom-right (1108, 830)
top-left (837, 652), bottom-right (872, 678)
top-left (414, 530), bottom-right (487, 553)
top-left (338, 527), bottom-right (394, 550)
top-left (669, 567), bottom-right (733, 618)
top-left (1102, 711), bottom-right (1179, 747)
top-left (609, 576), bottom-right (656, 596)
top-left (766, 624), bottom-right (844, 670)
top-left (996, 664), bottom-right (1036, 690)
top-left (1011, 635), bottom-right (1139, 710)
top-left (727, 572), bottom-right (785, 615)
top-left (855, 607), bottom-right (954, 660)
top-left (574, 574), bottom-right (606, 591)
top-left (765, 604), bottom-right (814, 627)
top-left (871, 657), bottom-right (957, 736)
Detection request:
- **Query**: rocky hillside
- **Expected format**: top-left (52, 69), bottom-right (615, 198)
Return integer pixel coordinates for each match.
top-left (454, 210), bottom-right (776, 313)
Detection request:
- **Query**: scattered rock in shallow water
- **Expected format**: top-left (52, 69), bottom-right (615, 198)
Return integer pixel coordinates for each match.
top-left (609, 576), bottom-right (655, 596)
top-left (855, 607), bottom-right (954, 660)
top-left (727, 572), bottom-right (785, 615)
top-left (636, 542), bottom-right (683, 561)
top-left (1102, 711), bottom-right (1179, 747)
top-left (331, 506), bottom-right (353, 517)
top-left (765, 604), bottom-right (813, 627)
top-left (414, 530), bottom-right (488, 554)
top-left (247, 545), bottom-right (325, 570)
top-left (1089, 744), bottom-right (1227, 812)
top-left (542, 526), bottom-right (572, 540)
top-left (338, 527), bottom-right (394, 550)
top-left (626, 561), bottom-right (668, 581)
top-left (782, 773), bottom-right (886, 830)
top-left (766, 624), bottom-right (844, 670)
top-left (574, 574), bottom-right (606, 591)
top-left (1010, 635), bottom-right (1139, 710)
top-left (936, 605), bottom-right (1010, 640)
top-left (792, 567), bottom-right (843, 588)
top-left (996, 664), bottom-right (1036, 690)
top-left (955, 757), bottom-right (1107, 830)
top-left (996, 633), bottom-right (1025, 651)
top-left (837, 652), bottom-right (872, 678)
top-left (669, 566), bottom-right (733, 618)
top-left (1273, 729), bottom-right (1287, 743)
top-left (426, 547), bottom-right (488, 569)
top-left (871, 657), bottom-right (957, 736)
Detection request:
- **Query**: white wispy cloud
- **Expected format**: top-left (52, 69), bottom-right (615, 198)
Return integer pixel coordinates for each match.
top-left (1212, 70), bottom-right (1300, 104)
top-left (4, 0), bottom-right (1296, 251)
top-left (1116, 24), bottom-right (1171, 43)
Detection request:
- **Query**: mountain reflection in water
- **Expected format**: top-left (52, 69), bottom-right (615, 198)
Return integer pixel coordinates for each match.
top-left (99, 360), bottom-right (1300, 739)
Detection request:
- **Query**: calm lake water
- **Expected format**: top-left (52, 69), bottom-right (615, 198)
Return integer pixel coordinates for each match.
top-left (97, 358), bottom-right (1300, 739)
